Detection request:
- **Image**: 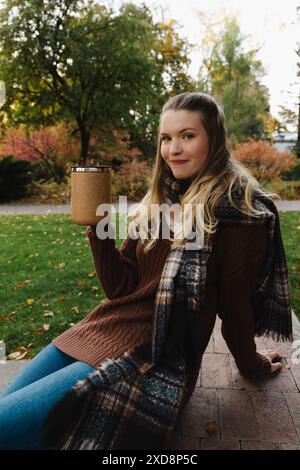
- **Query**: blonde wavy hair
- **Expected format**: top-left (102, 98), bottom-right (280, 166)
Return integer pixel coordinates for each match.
top-left (128, 91), bottom-right (280, 253)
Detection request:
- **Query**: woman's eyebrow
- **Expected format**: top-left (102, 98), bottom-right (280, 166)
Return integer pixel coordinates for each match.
top-left (160, 127), bottom-right (197, 135)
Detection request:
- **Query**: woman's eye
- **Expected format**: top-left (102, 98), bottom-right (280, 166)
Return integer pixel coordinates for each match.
top-left (184, 134), bottom-right (194, 140)
top-left (161, 134), bottom-right (194, 142)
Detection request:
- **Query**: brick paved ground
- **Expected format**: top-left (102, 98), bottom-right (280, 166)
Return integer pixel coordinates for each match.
top-left (1, 315), bottom-right (300, 450)
top-left (164, 316), bottom-right (300, 450)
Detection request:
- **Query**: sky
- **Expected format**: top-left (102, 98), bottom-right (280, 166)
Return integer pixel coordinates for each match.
top-left (104, 0), bottom-right (299, 130)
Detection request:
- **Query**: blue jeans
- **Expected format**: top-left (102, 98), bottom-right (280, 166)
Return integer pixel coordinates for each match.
top-left (0, 343), bottom-right (95, 450)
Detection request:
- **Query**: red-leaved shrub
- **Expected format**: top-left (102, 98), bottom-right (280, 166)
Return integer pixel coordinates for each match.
top-left (112, 160), bottom-right (152, 202)
top-left (0, 124), bottom-right (80, 182)
top-left (233, 139), bottom-right (296, 183)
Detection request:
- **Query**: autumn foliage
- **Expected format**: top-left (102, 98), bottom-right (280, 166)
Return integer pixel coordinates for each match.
top-left (0, 124), bottom-right (80, 182)
top-left (112, 160), bottom-right (152, 201)
top-left (233, 139), bottom-right (296, 183)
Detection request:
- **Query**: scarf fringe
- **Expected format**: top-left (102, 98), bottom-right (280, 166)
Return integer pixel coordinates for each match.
top-left (254, 308), bottom-right (294, 343)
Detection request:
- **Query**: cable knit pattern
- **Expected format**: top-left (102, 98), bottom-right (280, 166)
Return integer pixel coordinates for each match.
top-left (52, 227), bottom-right (172, 367)
top-left (52, 219), bottom-right (272, 378)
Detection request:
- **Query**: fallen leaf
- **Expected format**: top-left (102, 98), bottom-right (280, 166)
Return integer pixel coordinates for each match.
top-left (91, 286), bottom-right (98, 291)
top-left (57, 297), bottom-right (65, 302)
top-left (206, 421), bottom-right (218, 434)
top-left (16, 350), bottom-right (28, 360)
top-left (78, 280), bottom-right (86, 286)
top-left (24, 279), bottom-right (32, 283)
top-left (26, 343), bottom-right (33, 348)
top-left (26, 298), bottom-right (34, 305)
top-left (53, 262), bottom-right (66, 270)
top-left (43, 311), bottom-right (54, 317)
top-left (43, 324), bottom-right (50, 331)
top-left (71, 306), bottom-right (80, 314)
top-left (87, 271), bottom-right (96, 278)
top-left (7, 351), bottom-right (22, 360)
top-left (17, 281), bottom-right (25, 288)
top-left (35, 325), bottom-right (50, 334)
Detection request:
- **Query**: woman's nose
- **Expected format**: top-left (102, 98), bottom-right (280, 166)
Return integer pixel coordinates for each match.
top-left (169, 141), bottom-right (182, 155)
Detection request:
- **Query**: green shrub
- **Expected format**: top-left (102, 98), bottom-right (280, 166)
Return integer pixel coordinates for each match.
top-left (281, 159), bottom-right (300, 181)
top-left (26, 178), bottom-right (71, 203)
top-left (0, 156), bottom-right (33, 202)
top-left (264, 180), bottom-right (300, 200)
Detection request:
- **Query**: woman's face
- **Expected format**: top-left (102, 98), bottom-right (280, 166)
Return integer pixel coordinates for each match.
top-left (160, 109), bottom-right (209, 180)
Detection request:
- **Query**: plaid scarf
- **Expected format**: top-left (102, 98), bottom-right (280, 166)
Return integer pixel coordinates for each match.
top-left (41, 172), bottom-right (293, 450)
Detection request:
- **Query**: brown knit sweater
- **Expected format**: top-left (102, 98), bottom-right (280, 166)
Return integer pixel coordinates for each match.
top-left (52, 221), bottom-right (271, 379)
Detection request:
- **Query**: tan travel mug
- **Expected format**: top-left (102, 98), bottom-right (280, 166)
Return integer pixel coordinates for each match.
top-left (71, 166), bottom-right (112, 226)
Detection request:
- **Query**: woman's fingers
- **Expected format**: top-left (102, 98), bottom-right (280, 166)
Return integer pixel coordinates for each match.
top-left (269, 351), bottom-right (283, 374)
top-left (271, 362), bottom-right (283, 373)
top-left (269, 351), bottom-right (283, 362)
top-left (258, 350), bottom-right (282, 361)
top-left (274, 353), bottom-right (283, 361)
top-left (258, 350), bottom-right (283, 374)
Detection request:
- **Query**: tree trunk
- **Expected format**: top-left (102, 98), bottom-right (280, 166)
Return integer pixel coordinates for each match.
top-left (77, 120), bottom-right (90, 166)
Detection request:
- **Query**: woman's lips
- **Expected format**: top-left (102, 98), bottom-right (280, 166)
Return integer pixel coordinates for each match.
top-left (170, 160), bottom-right (189, 166)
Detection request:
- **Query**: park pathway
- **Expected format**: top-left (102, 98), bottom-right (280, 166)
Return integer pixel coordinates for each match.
top-left (0, 200), bottom-right (300, 215)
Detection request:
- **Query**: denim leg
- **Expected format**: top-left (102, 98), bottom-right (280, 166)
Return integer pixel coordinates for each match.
top-left (0, 343), bottom-right (77, 398)
top-left (0, 360), bottom-right (96, 450)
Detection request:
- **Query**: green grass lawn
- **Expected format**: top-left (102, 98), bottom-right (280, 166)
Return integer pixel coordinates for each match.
top-left (279, 211), bottom-right (300, 322)
top-left (0, 214), bottom-right (124, 360)
top-left (0, 211), bottom-right (300, 360)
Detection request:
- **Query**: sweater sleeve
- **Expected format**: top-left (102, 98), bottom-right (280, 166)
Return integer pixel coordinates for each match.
top-left (86, 223), bottom-right (139, 300)
top-left (216, 221), bottom-right (272, 380)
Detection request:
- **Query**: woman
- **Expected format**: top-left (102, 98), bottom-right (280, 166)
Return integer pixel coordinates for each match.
top-left (0, 92), bottom-right (292, 450)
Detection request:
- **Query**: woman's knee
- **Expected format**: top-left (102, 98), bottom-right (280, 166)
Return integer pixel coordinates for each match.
top-left (0, 343), bottom-right (77, 398)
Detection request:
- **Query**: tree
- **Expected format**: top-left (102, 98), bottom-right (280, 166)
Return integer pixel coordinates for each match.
top-left (0, 1), bottom-right (197, 165)
top-left (195, 12), bottom-right (272, 143)
top-left (278, 54), bottom-right (300, 159)
top-left (297, 43), bottom-right (300, 159)
top-left (125, 16), bottom-right (196, 161)
top-left (290, 4), bottom-right (300, 159)
top-left (280, 43), bottom-right (300, 158)
top-left (0, 1), bottom-right (166, 164)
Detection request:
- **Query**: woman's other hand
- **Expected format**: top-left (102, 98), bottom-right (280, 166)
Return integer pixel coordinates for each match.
top-left (258, 350), bottom-right (283, 373)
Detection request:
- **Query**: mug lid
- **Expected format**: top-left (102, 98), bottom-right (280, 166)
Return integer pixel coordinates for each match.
top-left (71, 166), bottom-right (111, 173)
